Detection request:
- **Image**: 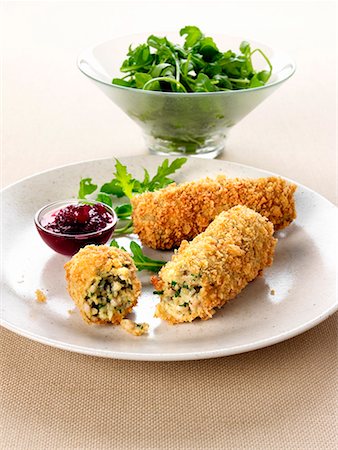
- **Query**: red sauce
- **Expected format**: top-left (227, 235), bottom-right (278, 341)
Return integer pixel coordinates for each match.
top-left (35, 201), bottom-right (116, 256)
top-left (43, 203), bottom-right (113, 234)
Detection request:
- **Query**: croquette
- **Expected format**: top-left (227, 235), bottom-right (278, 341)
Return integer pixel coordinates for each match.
top-left (64, 245), bottom-right (141, 324)
top-left (131, 175), bottom-right (296, 249)
top-left (152, 205), bottom-right (277, 324)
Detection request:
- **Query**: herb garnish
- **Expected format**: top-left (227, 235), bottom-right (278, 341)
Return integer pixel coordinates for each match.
top-left (110, 240), bottom-right (166, 273)
top-left (112, 26), bottom-right (272, 93)
top-left (77, 157), bottom-right (187, 234)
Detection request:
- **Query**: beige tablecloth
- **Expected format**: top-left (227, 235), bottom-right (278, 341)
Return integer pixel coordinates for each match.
top-left (2, 2), bottom-right (337, 449)
top-left (1, 315), bottom-right (337, 450)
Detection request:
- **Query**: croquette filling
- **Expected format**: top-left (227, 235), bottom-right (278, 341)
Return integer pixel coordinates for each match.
top-left (84, 267), bottom-right (133, 321)
top-left (157, 274), bottom-right (203, 320)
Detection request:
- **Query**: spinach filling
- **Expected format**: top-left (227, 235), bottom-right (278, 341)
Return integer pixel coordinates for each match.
top-left (85, 275), bottom-right (133, 319)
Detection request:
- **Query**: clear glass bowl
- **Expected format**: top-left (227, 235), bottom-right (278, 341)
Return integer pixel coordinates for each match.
top-left (77, 33), bottom-right (295, 158)
top-left (34, 199), bottom-right (117, 256)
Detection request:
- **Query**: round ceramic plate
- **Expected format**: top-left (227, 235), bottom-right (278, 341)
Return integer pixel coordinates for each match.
top-left (1, 156), bottom-right (337, 360)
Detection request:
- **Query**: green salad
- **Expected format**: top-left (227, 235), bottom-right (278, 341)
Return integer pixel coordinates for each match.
top-left (112, 25), bottom-right (272, 93)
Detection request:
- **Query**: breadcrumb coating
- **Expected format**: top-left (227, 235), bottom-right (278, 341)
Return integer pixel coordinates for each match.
top-left (35, 289), bottom-right (47, 303)
top-left (152, 205), bottom-right (277, 324)
top-left (131, 175), bottom-right (296, 249)
top-left (64, 245), bottom-right (141, 324)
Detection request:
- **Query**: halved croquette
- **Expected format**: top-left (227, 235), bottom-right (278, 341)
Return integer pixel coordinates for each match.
top-left (65, 245), bottom-right (141, 324)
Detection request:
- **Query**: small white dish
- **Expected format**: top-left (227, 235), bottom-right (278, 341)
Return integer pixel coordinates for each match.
top-left (1, 156), bottom-right (337, 360)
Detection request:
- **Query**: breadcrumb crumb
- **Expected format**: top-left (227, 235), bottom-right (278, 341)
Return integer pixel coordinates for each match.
top-left (120, 319), bottom-right (149, 336)
top-left (35, 289), bottom-right (47, 303)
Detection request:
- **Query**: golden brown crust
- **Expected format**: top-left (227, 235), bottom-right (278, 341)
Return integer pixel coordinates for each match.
top-left (132, 175), bottom-right (296, 249)
top-left (64, 245), bottom-right (141, 324)
top-left (35, 289), bottom-right (47, 303)
top-left (153, 206), bottom-right (277, 324)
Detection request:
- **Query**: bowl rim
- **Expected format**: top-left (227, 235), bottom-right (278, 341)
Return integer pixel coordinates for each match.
top-left (34, 199), bottom-right (118, 239)
top-left (77, 32), bottom-right (296, 96)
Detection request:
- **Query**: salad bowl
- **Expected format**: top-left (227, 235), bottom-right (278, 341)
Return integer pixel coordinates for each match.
top-left (77, 32), bottom-right (295, 158)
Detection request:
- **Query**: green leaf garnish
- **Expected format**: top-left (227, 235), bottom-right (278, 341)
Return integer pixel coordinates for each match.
top-left (96, 192), bottom-right (113, 207)
top-left (77, 157), bottom-right (187, 237)
top-left (78, 178), bottom-right (97, 199)
top-left (96, 157), bottom-right (187, 203)
top-left (114, 219), bottom-right (133, 235)
top-left (113, 159), bottom-right (135, 199)
top-left (130, 242), bottom-right (166, 272)
top-left (114, 203), bottom-right (132, 219)
top-left (111, 240), bottom-right (166, 272)
top-left (140, 157), bottom-right (187, 192)
top-left (110, 239), bottom-right (127, 252)
top-left (100, 179), bottom-right (124, 198)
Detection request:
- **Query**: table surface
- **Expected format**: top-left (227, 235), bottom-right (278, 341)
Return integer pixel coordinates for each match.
top-left (2, 2), bottom-right (337, 449)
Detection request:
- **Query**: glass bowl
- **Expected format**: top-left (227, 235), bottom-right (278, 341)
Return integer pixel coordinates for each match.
top-left (77, 32), bottom-right (295, 158)
top-left (34, 199), bottom-right (117, 256)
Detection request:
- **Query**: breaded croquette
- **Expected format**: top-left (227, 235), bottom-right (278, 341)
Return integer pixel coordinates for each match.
top-left (152, 205), bottom-right (277, 324)
top-left (64, 245), bottom-right (141, 324)
top-left (131, 175), bottom-right (296, 249)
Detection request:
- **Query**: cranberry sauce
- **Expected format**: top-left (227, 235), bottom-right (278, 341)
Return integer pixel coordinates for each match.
top-left (43, 203), bottom-right (113, 234)
top-left (35, 201), bottom-right (117, 256)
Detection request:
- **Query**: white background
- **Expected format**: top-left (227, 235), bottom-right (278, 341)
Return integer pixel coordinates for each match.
top-left (2, 1), bottom-right (337, 204)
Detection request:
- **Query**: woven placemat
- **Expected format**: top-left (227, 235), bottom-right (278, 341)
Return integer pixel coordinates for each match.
top-left (1, 313), bottom-right (337, 450)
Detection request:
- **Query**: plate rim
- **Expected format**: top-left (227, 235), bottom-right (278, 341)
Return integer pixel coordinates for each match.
top-left (1, 154), bottom-right (337, 209)
top-left (1, 155), bottom-right (337, 361)
top-left (1, 305), bottom-right (337, 361)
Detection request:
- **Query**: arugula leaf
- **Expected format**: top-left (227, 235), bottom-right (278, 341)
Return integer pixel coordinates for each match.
top-left (120, 43), bottom-right (153, 72)
top-left (135, 72), bottom-right (153, 89)
top-left (112, 78), bottom-right (135, 88)
top-left (110, 240), bottom-right (166, 272)
top-left (110, 239), bottom-right (127, 252)
top-left (240, 41), bottom-right (251, 55)
top-left (130, 242), bottom-right (166, 272)
top-left (180, 26), bottom-right (203, 49)
top-left (100, 179), bottom-right (124, 198)
top-left (144, 158), bottom-right (187, 191)
top-left (96, 192), bottom-right (113, 207)
top-left (194, 73), bottom-right (217, 92)
top-left (78, 178), bottom-right (98, 199)
top-left (114, 219), bottom-right (134, 235)
top-left (197, 36), bottom-right (219, 62)
top-left (112, 26), bottom-right (272, 93)
top-left (113, 159), bottom-right (135, 199)
top-left (77, 158), bottom-right (187, 236)
top-left (114, 203), bottom-right (132, 219)
top-left (98, 158), bottom-right (187, 200)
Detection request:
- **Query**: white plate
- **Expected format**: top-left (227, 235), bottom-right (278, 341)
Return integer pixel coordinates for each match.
top-left (1, 156), bottom-right (337, 360)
